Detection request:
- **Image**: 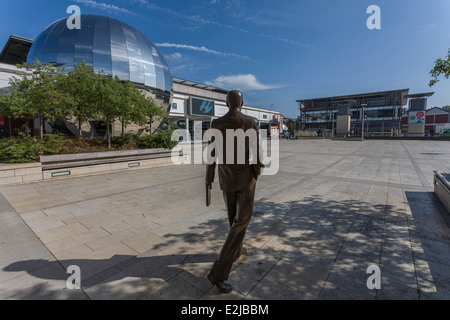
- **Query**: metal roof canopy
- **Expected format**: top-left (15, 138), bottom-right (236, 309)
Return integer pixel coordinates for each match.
top-left (0, 35), bottom-right (33, 65)
top-left (173, 76), bottom-right (229, 94)
top-left (297, 88), bottom-right (410, 104)
top-left (404, 92), bottom-right (434, 99)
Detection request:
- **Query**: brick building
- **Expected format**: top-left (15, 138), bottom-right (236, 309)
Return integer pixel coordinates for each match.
top-left (402, 107), bottom-right (450, 134)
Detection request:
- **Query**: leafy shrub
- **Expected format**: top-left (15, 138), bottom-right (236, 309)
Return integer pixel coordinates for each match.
top-left (136, 128), bottom-right (178, 149)
top-left (0, 129), bottom-right (179, 163)
top-left (136, 135), bottom-right (153, 149)
top-left (41, 134), bottom-right (69, 154)
top-left (0, 137), bottom-right (42, 163)
top-left (150, 127), bottom-right (178, 149)
top-left (111, 133), bottom-right (139, 149)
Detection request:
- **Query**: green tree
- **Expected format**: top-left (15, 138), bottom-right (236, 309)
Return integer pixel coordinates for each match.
top-left (430, 105), bottom-right (450, 110)
top-left (1, 74), bottom-right (34, 136)
top-left (429, 49), bottom-right (450, 87)
top-left (60, 61), bottom-right (98, 136)
top-left (92, 73), bottom-right (128, 148)
top-left (288, 123), bottom-right (294, 134)
top-left (0, 89), bottom-right (13, 125)
top-left (6, 61), bottom-right (72, 138)
top-left (117, 81), bottom-right (140, 136)
top-left (133, 90), bottom-right (168, 136)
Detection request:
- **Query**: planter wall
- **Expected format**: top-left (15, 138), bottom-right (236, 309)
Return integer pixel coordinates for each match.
top-left (0, 163), bottom-right (43, 186)
top-left (0, 148), bottom-right (189, 187)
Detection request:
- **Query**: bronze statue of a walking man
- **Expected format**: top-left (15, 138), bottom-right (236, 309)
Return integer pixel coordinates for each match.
top-left (205, 90), bottom-right (264, 293)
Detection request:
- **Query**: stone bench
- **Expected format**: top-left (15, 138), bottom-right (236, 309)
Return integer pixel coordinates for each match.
top-left (40, 148), bottom-right (176, 170)
top-left (39, 148), bottom-right (183, 179)
top-left (434, 170), bottom-right (450, 214)
top-left (0, 148), bottom-right (188, 186)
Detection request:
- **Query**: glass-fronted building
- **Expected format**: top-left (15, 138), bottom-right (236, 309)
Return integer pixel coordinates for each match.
top-left (170, 77), bottom-right (281, 141)
top-left (297, 89), bottom-right (410, 136)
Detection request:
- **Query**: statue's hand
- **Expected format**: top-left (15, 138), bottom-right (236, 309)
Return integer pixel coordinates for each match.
top-left (206, 182), bottom-right (212, 207)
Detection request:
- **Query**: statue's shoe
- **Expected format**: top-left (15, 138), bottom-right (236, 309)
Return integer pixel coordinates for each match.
top-left (207, 274), bottom-right (233, 293)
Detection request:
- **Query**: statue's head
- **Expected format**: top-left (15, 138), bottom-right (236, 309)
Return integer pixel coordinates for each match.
top-left (226, 90), bottom-right (244, 111)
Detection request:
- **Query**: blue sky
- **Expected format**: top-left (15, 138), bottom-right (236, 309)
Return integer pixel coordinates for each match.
top-left (1, 0), bottom-right (449, 117)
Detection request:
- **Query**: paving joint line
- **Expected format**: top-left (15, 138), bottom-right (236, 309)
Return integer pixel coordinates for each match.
top-left (276, 170), bottom-right (432, 191)
top-left (317, 207), bottom-right (361, 299)
top-left (403, 188), bottom-right (423, 300)
top-left (400, 141), bottom-right (431, 188)
top-left (243, 199), bottom-right (330, 298)
top-left (12, 173), bottom-right (205, 214)
top-left (374, 184), bottom-right (390, 300)
top-left (0, 192), bottom-right (92, 299)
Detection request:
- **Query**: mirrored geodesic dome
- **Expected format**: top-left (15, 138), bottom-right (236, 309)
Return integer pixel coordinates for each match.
top-left (27, 14), bottom-right (172, 107)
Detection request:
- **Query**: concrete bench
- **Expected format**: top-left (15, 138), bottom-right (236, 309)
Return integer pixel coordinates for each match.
top-left (39, 148), bottom-right (184, 179)
top-left (0, 148), bottom-right (187, 186)
top-left (40, 148), bottom-right (178, 171)
top-left (434, 170), bottom-right (450, 214)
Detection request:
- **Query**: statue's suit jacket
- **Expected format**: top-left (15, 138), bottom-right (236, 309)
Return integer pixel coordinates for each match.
top-left (205, 109), bottom-right (264, 191)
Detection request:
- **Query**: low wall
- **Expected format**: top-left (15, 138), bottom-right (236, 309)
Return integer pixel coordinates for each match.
top-left (297, 130), bottom-right (317, 137)
top-left (364, 136), bottom-right (450, 140)
top-left (0, 163), bottom-right (43, 186)
top-left (0, 148), bottom-right (188, 187)
top-left (297, 129), bottom-right (332, 138)
top-left (434, 171), bottom-right (450, 214)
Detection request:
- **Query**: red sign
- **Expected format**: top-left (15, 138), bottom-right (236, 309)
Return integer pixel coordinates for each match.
top-left (0, 116), bottom-right (4, 126)
top-left (416, 112), bottom-right (425, 118)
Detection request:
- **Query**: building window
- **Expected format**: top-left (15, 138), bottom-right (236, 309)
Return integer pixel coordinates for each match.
top-left (263, 114), bottom-right (267, 119)
top-left (172, 103), bottom-right (177, 110)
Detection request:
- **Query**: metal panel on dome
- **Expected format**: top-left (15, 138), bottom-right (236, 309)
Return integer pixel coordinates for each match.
top-left (42, 21), bottom-right (63, 54)
top-left (121, 22), bottom-right (145, 85)
top-left (135, 31), bottom-right (156, 89)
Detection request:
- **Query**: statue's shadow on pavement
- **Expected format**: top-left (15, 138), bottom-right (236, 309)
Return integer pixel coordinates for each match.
top-left (3, 253), bottom-right (219, 299)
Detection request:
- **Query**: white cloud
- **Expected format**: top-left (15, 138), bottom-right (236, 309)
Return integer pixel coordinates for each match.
top-left (74, 0), bottom-right (140, 16)
top-left (165, 52), bottom-right (182, 60)
top-left (156, 43), bottom-right (249, 60)
top-left (418, 23), bottom-right (438, 33)
top-left (130, 0), bottom-right (311, 48)
top-left (259, 33), bottom-right (315, 49)
top-left (208, 74), bottom-right (281, 91)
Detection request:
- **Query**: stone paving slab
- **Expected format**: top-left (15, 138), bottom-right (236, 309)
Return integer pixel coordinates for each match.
top-left (0, 139), bottom-right (450, 300)
top-left (0, 193), bottom-right (88, 299)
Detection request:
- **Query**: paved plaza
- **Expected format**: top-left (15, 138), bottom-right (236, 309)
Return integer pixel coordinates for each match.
top-left (0, 139), bottom-right (449, 300)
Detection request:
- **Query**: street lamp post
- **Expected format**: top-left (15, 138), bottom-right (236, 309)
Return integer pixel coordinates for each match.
top-left (331, 111), bottom-right (335, 138)
top-left (360, 104), bottom-right (367, 141)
